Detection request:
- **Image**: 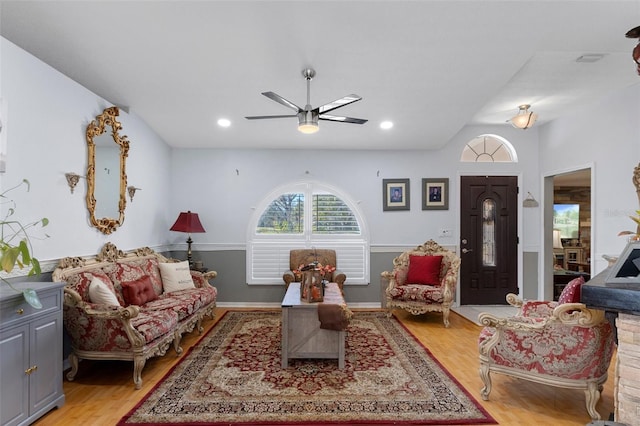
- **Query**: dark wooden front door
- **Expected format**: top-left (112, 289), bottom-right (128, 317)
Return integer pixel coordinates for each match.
top-left (460, 176), bottom-right (518, 305)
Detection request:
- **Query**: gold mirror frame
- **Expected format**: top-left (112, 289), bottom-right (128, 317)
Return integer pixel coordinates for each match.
top-left (86, 106), bottom-right (129, 234)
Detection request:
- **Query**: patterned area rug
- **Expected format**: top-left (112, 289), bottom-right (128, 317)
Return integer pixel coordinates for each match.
top-left (118, 311), bottom-right (495, 425)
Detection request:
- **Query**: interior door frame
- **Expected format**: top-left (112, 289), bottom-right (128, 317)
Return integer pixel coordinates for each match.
top-left (541, 162), bottom-right (594, 301)
top-left (456, 171), bottom-right (524, 306)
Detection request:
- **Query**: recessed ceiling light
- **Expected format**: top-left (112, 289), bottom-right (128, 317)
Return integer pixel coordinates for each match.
top-left (217, 118), bottom-right (231, 127)
top-left (380, 121), bottom-right (394, 130)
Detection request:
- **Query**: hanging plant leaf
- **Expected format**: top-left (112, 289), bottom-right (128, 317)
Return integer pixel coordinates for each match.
top-left (22, 288), bottom-right (42, 309)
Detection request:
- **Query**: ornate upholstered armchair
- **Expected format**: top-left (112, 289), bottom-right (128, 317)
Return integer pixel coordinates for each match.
top-left (381, 240), bottom-right (461, 327)
top-left (282, 249), bottom-right (346, 290)
top-left (477, 287), bottom-right (615, 420)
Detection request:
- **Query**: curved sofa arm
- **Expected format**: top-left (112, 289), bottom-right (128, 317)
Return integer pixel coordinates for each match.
top-left (505, 293), bottom-right (523, 308)
top-left (283, 270), bottom-right (295, 286)
top-left (190, 269), bottom-right (217, 288)
top-left (63, 288), bottom-right (145, 351)
top-left (64, 287), bottom-right (139, 318)
top-left (203, 270), bottom-right (217, 280)
top-left (381, 270), bottom-right (397, 295)
top-left (478, 312), bottom-right (548, 330)
top-left (331, 269), bottom-right (346, 288)
top-left (381, 270), bottom-right (394, 281)
top-left (503, 293), bottom-right (557, 318)
top-left (478, 304), bottom-right (606, 331)
top-left (552, 303), bottom-right (606, 326)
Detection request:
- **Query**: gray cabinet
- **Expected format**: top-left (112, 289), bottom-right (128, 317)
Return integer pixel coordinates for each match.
top-left (1, 282), bottom-right (65, 426)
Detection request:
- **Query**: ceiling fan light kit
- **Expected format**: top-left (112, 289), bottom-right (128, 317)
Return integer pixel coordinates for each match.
top-left (298, 109), bottom-right (319, 134)
top-left (510, 104), bottom-right (538, 130)
top-left (245, 68), bottom-right (367, 134)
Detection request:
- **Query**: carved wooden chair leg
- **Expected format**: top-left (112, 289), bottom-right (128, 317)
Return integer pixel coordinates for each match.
top-left (479, 363), bottom-right (492, 401)
top-left (133, 357), bottom-right (146, 390)
top-left (584, 381), bottom-right (602, 420)
top-left (66, 352), bottom-right (79, 381)
top-left (442, 308), bottom-right (451, 327)
top-left (173, 332), bottom-right (184, 355)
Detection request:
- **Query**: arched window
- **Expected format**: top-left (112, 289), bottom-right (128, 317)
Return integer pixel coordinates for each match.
top-left (247, 181), bottom-right (369, 285)
top-left (460, 134), bottom-right (518, 163)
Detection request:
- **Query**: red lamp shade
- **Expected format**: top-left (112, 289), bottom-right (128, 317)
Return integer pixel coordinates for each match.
top-left (170, 211), bottom-right (206, 233)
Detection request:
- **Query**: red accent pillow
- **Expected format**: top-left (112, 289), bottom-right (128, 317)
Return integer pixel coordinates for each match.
top-left (406, 255), bottom-right (443, 286)
top-left (557, 275), bottom-right (585, 304)
top-left (121, 275), bottom-right (158, 306)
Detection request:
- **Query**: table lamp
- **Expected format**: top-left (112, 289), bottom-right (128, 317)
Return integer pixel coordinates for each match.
top-left (170, 211), bottom-right (206, 267)
top-left (553, 229), bottom-right (563, 252)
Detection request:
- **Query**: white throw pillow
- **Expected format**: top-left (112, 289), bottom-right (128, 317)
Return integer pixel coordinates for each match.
top-left (88, 276), bottom-right (121, 306)
top-left (158, 261), bottom-right (195, 293)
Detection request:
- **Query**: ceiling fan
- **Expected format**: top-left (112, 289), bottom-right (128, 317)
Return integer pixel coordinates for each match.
top-left (245, 68), bottom-right (367, 134)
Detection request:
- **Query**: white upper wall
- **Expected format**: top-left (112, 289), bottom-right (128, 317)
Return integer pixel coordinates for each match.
top-left (168, 125), bottom-right (541, 250)
top-left (1, 37), bottom-right (173, 262)
top-left (539, 82), bottom-right (640, 273)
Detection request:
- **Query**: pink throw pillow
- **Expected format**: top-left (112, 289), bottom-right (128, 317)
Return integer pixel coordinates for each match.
top-left (557, 276), bottom-right (585, 304)
top-left (406, 255), bottom-right (443, 286)
top-left (121, 275), bottom-right (158, 306)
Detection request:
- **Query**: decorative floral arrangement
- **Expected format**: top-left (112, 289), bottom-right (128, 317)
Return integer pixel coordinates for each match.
top-left (618, 209), bottom-right (640, 241)
top-left (294, 262), bottom-right (335, 278)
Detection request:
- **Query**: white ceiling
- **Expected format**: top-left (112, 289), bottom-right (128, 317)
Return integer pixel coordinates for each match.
top-left (1, 1), bottom-right (639, 150)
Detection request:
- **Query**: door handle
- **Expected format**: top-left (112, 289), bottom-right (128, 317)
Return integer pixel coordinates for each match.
top-left (462, 248), bottom-right (473, 254)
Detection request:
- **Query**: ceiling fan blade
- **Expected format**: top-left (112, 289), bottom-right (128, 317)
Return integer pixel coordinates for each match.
top-left (316, 94), bottom-right (362, 115)
top-left (319, 114), bottom-right (368, 125)
top-left (245, 114), bottom-right (298, 120)
top-left (262, 92), bottom-right (302, 112)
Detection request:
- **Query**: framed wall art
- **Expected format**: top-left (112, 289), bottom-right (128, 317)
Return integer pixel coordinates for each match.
top-left (383, 178), bottom-right (410, 211)
top-left (422, 178), bottom-right (449, 210)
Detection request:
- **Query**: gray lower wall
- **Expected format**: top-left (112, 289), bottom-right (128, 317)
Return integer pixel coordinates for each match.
top-left (523, 251), bottom-right (539, 300)
top-left (175, 249), bottom-right (539, 305)
top-left (6, 248), bottom-right (539, 306)
top-left (176, 249), bottom-right (403, 306)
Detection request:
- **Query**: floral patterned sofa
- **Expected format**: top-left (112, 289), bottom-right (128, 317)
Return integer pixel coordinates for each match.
top-left (52, 242), bottom-right (217, 389)
top-left (477, 277), bottom-right (615, 420)
top-left (381, 240), bottom-right (461, 327)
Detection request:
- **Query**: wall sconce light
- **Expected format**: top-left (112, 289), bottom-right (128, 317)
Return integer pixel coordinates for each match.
top-left (65, 172), bottom-right (84, 194)
top-left (522, 192), bottom-right (539, 207)
top-left (127, 186), bottom-right (141, 202)
top-left (509, 104), bottom-right (538, 129)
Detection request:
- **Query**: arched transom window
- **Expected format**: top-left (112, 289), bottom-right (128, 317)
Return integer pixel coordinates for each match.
top-left (460, 134), bottom-right (518, 163)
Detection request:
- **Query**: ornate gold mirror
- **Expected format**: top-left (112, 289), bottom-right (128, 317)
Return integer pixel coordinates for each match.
top-left (86, 106), bottom-right (129, 234)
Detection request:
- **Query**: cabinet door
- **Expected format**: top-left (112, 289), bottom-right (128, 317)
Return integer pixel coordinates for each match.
top-left (0, 324), bottom-right (29, 426)
top-left (30, 314), bottom-right (63, 416)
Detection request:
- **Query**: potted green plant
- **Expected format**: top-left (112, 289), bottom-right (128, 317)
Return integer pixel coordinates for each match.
top-left (0, 179), bottom-right (49, 308)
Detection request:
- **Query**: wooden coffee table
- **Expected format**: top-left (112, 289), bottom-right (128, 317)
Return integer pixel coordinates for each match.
top-left (281, 282), bottom-right (346, 369)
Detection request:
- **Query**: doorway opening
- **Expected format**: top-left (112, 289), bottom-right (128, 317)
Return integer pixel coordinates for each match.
top-left (543, 167), bottom-right (592, 301)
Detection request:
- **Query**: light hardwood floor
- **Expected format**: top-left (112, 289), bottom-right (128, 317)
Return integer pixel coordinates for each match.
top-left (34, 308), bottom-right (615, 425)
